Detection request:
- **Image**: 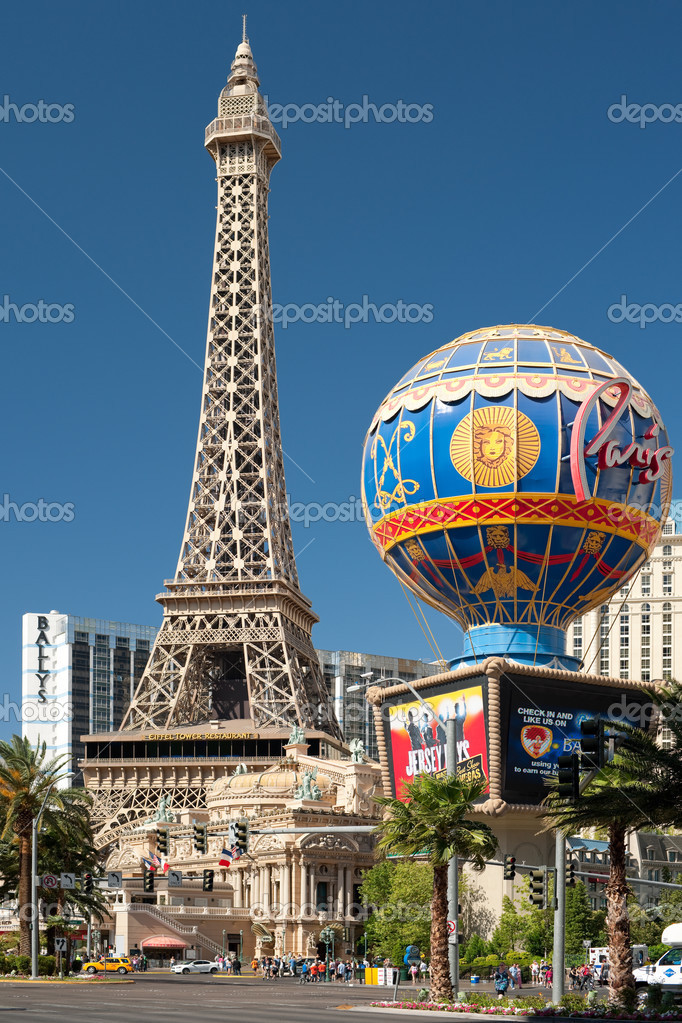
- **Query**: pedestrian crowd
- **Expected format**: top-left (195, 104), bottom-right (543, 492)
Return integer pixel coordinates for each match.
top-left (212, 954), bottom-right (242, 974)
top-left (493, 962), bottom-right (527, 996)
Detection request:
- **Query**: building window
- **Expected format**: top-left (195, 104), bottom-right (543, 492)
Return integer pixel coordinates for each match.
top-left (573, 618), bottom-right (583, 660)
top-left (641, 575), bottom-right (651, 596)
top-left (663, 522), bottom-right (674, 535)
top-left (663, 545), bottom-right (673, 557)
top-left (619, 606), bottom-right (629, 679)
top-left (663, 574), bottom-right (673, 596)
top-left (641, 605), bottom-right (651, 682)
top-left (663, 607), bottom-right (673, 681)
top-left (599, 606), bottom-right (610, 675)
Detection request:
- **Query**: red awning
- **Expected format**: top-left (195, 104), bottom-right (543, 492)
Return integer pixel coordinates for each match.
top-left (140, 935), bottom-right (188, 950)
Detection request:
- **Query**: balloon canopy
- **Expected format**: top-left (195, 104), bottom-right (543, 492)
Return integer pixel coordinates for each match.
top-left (361, 325), bottom-right (673, 668)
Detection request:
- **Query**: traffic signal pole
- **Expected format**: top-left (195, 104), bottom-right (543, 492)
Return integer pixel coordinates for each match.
top-left (552, 832), bottom-right (566, 1002)
top-left (446, 718), bottom-right (459, 995)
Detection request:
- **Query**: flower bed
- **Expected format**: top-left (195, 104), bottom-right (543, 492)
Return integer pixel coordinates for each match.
top-left (369, 1000), bottom-right (682, 1019)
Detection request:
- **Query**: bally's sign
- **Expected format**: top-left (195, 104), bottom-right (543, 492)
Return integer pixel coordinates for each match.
top-left (570, 378), bottom-right (673, 503)
top-left (34, 615), bottom-right (50, 703)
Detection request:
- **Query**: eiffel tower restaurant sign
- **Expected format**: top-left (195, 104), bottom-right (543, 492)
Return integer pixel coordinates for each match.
top-left (362, 324), bottom-right (673, 670)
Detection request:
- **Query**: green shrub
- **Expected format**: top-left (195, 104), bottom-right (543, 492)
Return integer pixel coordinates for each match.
top-left (558, 992), bottom-right (588, 1011)
top-left (38, 955), bottom-right (56, 977)
top-left (617, 986), bottom-right (638, 1012)
top-left (15, 955), bottom-right (31, 974)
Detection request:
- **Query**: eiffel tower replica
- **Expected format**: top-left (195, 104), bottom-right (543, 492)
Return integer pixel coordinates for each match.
top-left (82, 26), bottom-right (342, 844)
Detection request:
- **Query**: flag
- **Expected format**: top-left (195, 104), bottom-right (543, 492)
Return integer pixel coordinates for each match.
top-left (231, 844), bottom-right (242, 862)
top-left (151, 853), bottom-right (162, 869)
top-left (219, 847), bottom-right (233, 868)
top-left (142, 856), bottom-right (156, 872)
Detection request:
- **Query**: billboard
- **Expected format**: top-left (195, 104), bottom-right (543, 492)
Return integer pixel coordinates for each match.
top-left (500, 675), bottom-right (651, 804)
top-left (383, 678), bottom-right (489, 800)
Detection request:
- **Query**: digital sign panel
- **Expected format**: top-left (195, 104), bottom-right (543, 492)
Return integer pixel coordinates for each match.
top-left (500, 675), bottom-right (651, 804)
top-left (383, 677), bottom-right (489, 801)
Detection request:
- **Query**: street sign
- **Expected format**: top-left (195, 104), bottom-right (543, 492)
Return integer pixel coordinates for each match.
top-left (167, 870), bottom-right (183, 888)
top-left (54, 938), bottom-right (67, 953)
top-left (107, 872), bottom-right (122, 889)
top-left (60, 873), bottom-right (76, 890)
top-left (42, 874), bottom-right (58, 890)
top-left (583, 939), bottom-right (592, 948)
top-left (447, 919), bottom-right (457, 945)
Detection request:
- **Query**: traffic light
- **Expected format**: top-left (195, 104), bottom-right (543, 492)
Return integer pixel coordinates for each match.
top-left (193, 823), bottom-right (207, 854)
top-left (143, 868), bottom-right (154, 893)
top-left (580, 717), bottom-right (606, 769)
top-left (203, 869), bottom-right (214, 893)
top-left (83, 872), bottom-right (93, 895)
top-left (529, 869), bottom-right (546, 908)
top-left (557, 752), bottom-right (580, 802)
top-left (567, 861), bottom-right (576, 887)
top-left (503, 854), bottom-right (516, 881)
top-left (156, 827), bottom-right (169, 856)
top-left (234, 820), bottom-right (249, 854)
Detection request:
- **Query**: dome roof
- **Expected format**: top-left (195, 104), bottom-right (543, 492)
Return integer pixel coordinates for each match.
top-left (208, 764), bottom-right (332, 801)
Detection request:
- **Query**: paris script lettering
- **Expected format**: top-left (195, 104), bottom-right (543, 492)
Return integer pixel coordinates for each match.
top-left (570, 378), bottom-right (673, 503)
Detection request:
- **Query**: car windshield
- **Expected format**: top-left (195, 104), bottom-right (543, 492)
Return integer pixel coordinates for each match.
top-left (659, 949), bottom-right (682, 966)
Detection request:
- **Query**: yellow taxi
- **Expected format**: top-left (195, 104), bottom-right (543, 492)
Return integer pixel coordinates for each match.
top-left (83, 956), bottom-right (134, 974)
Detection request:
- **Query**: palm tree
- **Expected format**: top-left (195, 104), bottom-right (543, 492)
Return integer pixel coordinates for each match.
top-left (0, 737), bottom-right (87, 955)
top-left (543, 681), bottom-right (682, 1005)
top-left (375, 774), bottom-right (498, 1003)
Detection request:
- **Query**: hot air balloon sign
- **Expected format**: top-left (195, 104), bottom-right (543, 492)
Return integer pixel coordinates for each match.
top-left (361, 325), bottom-right (673, 667)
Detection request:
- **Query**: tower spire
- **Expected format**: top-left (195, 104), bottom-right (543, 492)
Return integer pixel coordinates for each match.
top-left (242, 12), bottom-right (247, 43)
top-left (121, 36), bottom-right (340, 740)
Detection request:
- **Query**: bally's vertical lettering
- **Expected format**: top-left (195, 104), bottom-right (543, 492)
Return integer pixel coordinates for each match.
top-left (35, 615), bottom-right (50, 703)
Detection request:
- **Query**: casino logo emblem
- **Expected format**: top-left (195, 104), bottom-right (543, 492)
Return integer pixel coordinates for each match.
top-left (521, 725), bottom-right (553, 760)
top-left (449, 406), bottom-right (540, 488)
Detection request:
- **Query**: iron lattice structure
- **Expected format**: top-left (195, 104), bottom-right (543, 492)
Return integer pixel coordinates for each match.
top-left (122, 37), bottom-right (340, 739)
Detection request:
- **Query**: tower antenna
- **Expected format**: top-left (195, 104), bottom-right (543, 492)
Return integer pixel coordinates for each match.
top-left (242, 13), bottom-right (247, 43)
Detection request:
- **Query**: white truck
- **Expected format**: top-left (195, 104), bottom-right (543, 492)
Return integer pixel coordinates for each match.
top-left (633, 924), bottom-right (682, 998)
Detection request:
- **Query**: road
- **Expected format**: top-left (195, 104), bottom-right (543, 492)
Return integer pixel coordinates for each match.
top-left (0, 975), bottom-right (392, 1023)
top-left (0, 974), bottom-right (599, 1021)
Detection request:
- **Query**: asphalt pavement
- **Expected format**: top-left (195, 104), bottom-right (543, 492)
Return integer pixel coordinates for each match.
top-left (0, 974), bottom-right (602, 1022)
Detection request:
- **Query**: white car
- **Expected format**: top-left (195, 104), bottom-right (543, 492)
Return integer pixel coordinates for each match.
top-left (171, 959), bottom-right (219, 975)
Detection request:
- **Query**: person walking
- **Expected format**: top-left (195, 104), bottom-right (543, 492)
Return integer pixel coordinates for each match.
top-left (531, 960), bottom-right (539, 985)
top-left (337, 960), bottom-right (345, 983)
top-left (409, 961), bottom-right (419, 986)
top-left (299, 960), bottom-right (309, 984)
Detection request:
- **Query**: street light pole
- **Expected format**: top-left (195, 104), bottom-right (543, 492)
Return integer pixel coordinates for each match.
top-left (446, 718), bottom-right (459, 996)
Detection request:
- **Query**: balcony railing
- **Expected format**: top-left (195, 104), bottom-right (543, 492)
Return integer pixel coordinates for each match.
top-left (205, 115), bottom-right (281, 152)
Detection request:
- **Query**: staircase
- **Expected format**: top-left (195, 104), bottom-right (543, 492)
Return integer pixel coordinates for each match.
top-left (120, 904), bottom-right (224, 956)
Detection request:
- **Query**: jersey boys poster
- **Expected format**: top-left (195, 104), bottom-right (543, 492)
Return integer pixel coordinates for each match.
top-left (385, 683), bottom-right (489, 800)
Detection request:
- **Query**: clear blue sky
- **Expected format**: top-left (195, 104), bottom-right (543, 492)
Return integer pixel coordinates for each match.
top-left (2, 0), bottom-right (681, 738)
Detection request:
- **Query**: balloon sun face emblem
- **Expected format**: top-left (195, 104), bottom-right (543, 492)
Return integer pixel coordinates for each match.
top-left (449, 407), bottom-right (541, 487)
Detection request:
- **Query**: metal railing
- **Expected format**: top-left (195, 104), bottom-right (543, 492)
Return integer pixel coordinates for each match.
top-left (205, 115), bottom-right (281, 151)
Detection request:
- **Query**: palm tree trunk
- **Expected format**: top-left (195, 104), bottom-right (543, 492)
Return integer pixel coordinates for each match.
top-left (430, 863), bottom-right (453, 1003)
top-left (606, 822), bottom-right (634, 1004)
top-left (18, 835), bottom-right (31, 956)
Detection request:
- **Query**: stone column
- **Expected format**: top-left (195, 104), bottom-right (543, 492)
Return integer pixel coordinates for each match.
top-left (309, 864), bottom-right (316, 912)
top-left (337, 863), bottom-right (345, 917)
top-left (263, 865), bottom-right (271, 914)
top-left (252, 867), bottom-right (260, 907)
top-left (234, 869), bottom-right (243, 908)
top-left (300, 858), bottom-right (308, 914)
top-left (281, 861), bottom-right (291, 915)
